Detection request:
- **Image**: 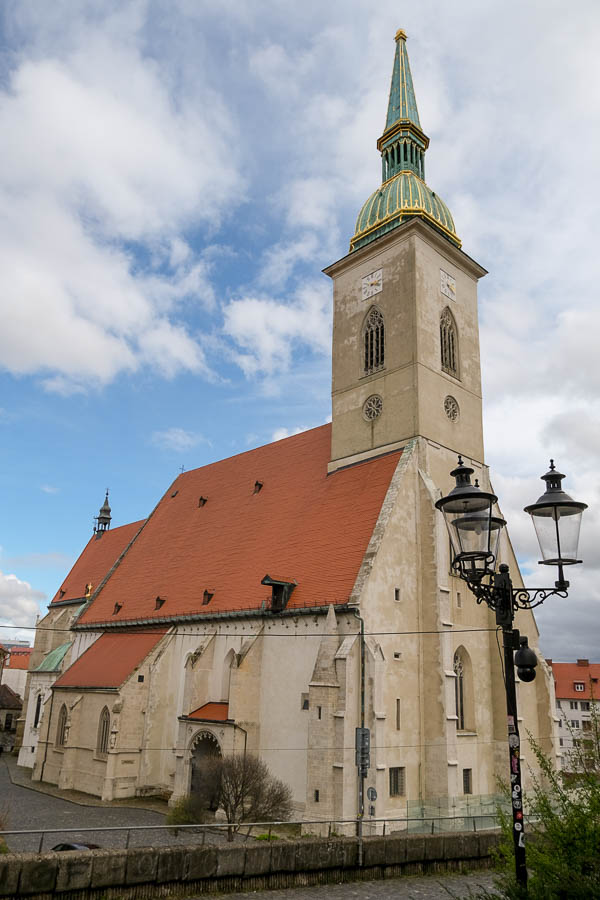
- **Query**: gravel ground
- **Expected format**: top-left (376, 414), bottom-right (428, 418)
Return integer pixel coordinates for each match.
top-left (208, 872), bottom-right (499, 899)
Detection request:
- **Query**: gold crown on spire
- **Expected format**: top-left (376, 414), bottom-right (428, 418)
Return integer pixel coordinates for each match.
top-left (395, 29), bottom-right (407, 42)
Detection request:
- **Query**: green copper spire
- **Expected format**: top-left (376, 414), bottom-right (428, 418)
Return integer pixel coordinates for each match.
top-left (385, 29), bottom-right (421, 131)
top-left (350, 29), bottom-right (460, 253)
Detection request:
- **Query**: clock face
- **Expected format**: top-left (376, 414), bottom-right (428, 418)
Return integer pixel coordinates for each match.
top-left (362, 268), bottom-right (383, 300)
top-left (440, 269), bottom-right (456, 300)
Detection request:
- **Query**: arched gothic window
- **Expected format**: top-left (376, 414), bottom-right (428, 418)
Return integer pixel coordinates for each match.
top-left (364, 307), bottom-right (385, 375)
top-left (440, 307), bottom-right (459, 377)
top-left (56, 704), bottom-right (68, 747)
top-left (453, 653), bottom-right (465, 730)
top-left (34, 693), bottom-right (42, 728)
top-left (97, 706), bottom-right (110, 757)
top-left (453, 647), bottom-right (474, 732)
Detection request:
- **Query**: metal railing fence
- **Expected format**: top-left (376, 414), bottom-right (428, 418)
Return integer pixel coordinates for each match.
top-left (0, 812), bottom-right (522, 854)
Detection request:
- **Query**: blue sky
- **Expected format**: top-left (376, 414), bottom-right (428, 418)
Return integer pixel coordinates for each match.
top-left (1, 0), bottom-right (599, 660)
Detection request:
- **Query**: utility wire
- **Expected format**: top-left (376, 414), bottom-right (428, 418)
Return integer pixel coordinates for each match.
top-left (17, 733), bottom-right (552, 755)
top-left (0, 623), bottom-right (499, 638)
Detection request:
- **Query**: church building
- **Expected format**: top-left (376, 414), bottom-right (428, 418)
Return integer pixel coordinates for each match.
top-left (19, 31), bottom-right (557, 825)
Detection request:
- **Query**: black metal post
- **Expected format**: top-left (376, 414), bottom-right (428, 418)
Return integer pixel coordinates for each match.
top-left (494, 566), bottom-right (528, 890)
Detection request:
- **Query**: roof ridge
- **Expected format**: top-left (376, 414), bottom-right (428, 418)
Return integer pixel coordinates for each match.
top-left (175, 423), bottom-right (331, 483)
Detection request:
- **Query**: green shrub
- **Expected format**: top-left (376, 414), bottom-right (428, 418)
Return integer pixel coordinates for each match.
top-left (480, 705), bottom-right (600, 900)
top-left (166, 794), bottom-right (212, 826)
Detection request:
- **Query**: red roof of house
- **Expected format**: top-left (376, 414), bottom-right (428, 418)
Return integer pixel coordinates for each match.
top-left (77, 425), bottom-right (402, 626)
top-left (187, 702), bottom-right (230, 722)
top-left (53, 630), bottom-right (166, 689)
top-left (5, 647), bottom-right (32, 670)
top-left (549, 660), bottom-right (600, 700)
top-left (51, 520), bottom-right (145, 605)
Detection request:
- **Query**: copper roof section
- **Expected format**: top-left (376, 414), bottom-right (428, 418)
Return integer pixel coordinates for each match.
top-left (51, 520), bottom-right (144, 605)
top-left (77, 425), bottom-right (402, 626)
top-left (53, 630), bottom-right (166, 689)
top-left (187, 702), bottom-right (230, 722)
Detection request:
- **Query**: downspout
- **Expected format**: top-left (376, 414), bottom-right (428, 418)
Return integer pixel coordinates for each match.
top-left (234, 722), bottom-right (247, 758)
top-left (353, 608), bottom-right (365, 866)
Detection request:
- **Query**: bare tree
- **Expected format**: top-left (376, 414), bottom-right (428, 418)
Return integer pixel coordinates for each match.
top-left (203, 753), bottom-right (293, 841)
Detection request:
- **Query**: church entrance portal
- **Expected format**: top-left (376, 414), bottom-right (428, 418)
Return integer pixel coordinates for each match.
top-left (190, 731), bottom-right (221, 809)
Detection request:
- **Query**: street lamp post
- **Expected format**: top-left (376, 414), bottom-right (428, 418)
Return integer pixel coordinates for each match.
top-left (436, 458), bottom-right (587, 891)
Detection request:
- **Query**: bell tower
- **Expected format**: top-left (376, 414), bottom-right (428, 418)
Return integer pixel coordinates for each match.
top-left (325, 30), bottom-right (487, 474)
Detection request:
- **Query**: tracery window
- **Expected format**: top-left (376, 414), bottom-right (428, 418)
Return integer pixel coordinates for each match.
top-left (440, 307), bottom-right (459, 377)
top-left (56, 704), bottom-right (68, 747)
top-left (454, 653), bottom-right (465, 730)
top-left (34, 693), bottom-right (42, 728)
top-left (97, 706), bottom-right (110, 757)
top-left (363, 307), bottom-right (385, 375)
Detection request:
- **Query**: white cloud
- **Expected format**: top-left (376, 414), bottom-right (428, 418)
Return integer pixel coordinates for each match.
top-left (0, 571), bottom-right (45, 628)
top-left (40, 485), bottom-right (60, 494)
top-left (0, 9), bottom-right (242, 393)
top-left (151, 427), bottom-right (209, 453)
top-left (223, 280), bottom-right (331, 378)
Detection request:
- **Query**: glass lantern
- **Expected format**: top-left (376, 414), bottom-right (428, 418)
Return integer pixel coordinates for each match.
top-left (436, 457), bottom-right (506, 583)
top-left (524, 461), bottom-right (587, 568)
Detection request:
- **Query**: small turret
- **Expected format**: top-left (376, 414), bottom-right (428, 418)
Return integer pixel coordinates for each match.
top-left (94, 490), bottom-right (112, 536)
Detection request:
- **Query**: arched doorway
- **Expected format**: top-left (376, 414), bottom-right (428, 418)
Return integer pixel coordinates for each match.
top-left (190, 730), bottom-right (222, 810)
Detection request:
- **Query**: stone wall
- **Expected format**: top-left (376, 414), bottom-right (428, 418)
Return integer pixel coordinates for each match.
top-left (0, 830), bottom-right (500, 899)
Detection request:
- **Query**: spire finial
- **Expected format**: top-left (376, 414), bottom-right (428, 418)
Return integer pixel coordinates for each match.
top-left (95, 489), bottom-right (112, 535)
top-left (385, 30), bottom-right (421, 132)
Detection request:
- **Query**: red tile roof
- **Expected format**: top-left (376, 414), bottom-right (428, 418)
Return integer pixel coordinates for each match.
top-left (5, 647), bottom-right (32, 670)
top-left (187, 702), bottom-right (230, 722)
top-left (549, 660), bottom-right (600, 700)
top-left (51, 521), bottom-right (145, 605)
top-left (53, 630), bottom-right (166, 689)
top-left (77, 425), bottom-right (402, 626)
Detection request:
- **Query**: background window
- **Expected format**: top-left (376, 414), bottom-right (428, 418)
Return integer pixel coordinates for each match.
top-left (33, 693), bottom-right (42, 728)
top-left (389, 766), bottom-right (405, 796)
top-left (56, 704), bottom-right (68, 747)
top-left (97, 706), bottom-right (110, 757)
top-left (463, 768), bottom-right (472, 794)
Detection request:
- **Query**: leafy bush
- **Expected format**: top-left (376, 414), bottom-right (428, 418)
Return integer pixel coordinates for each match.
top-left (166, 794), bottom-right (212, 826)
top-left (484, 701), bottom-right (600, 899)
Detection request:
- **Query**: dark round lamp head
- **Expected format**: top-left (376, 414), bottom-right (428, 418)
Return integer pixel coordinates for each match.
top-left (514, 639), bottom-right (537, 683)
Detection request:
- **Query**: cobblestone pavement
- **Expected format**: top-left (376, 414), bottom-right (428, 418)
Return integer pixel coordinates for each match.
top-left (211, 873), bottom-right (498, 899)
top-left (1, 757), bottom-right (231, 852)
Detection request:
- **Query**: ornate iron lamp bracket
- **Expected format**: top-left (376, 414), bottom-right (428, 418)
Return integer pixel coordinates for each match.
top-left (454, 562), bottom-right (568, 614)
